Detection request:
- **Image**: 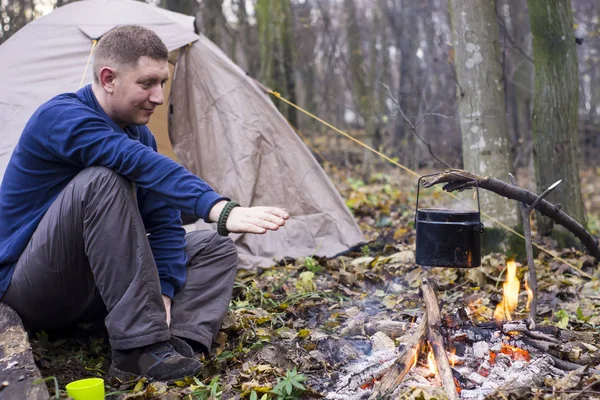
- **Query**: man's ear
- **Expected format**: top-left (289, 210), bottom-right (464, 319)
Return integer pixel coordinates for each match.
top-left (99, 67), bottom-right (117, 94)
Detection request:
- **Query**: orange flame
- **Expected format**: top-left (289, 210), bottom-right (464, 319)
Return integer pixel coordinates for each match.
top-left (525, 279), bottom-right (533, 311)
top-left (427, 348), bottom-right (438, 375)
top-left (449, 348), bottom-right (456, 367)
top-left (494, 261), bottom-right (520, 322)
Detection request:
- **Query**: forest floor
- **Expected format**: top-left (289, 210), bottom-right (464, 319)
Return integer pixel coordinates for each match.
top-left (32, 166), bottom-right (600, 399)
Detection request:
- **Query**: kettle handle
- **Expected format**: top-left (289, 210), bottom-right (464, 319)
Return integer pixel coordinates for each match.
top-left (414, 171), bottom-right (481, 225)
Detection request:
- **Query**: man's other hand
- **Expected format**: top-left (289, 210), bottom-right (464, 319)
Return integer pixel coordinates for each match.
top-left (227, 206), bottom-right (288, 234)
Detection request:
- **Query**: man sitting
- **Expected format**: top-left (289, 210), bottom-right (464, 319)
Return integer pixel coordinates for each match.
top-left (0, 25), bottom-right (288, 381)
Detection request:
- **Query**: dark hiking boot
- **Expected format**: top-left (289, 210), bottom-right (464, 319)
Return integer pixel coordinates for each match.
top-left (169, 336), bottom-right (194, 358)
top-left (170, 336), bottom-right (209, 359)
top-left (109, 341), bottom-right (202, 381)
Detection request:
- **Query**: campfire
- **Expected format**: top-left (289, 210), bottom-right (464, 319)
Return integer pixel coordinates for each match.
top-left (324, 261), bottom-right (600, 399)
top-left (493, 260), bottom-right (520, 322)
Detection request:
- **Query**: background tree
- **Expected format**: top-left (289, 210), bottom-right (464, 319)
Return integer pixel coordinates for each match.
top-left (448, 0), bottom-right (518, 227)
top-left (528, 0), bottom-right (586, 241)
top-left (2, 0), bottom-right (600, 212)
top-left (256, 0), bottom-right (298, 127)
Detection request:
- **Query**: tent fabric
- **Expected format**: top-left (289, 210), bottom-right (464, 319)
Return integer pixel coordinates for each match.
top-left (0, 0), bottom-right (365, 270)
top-left (169, 39), bottom-right (364, 269)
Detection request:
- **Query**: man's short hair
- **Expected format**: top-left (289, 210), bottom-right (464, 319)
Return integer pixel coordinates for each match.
top-left (93, 25), bottom-right (169, 83)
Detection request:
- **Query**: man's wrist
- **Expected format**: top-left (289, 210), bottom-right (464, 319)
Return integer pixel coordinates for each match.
top-left (217, 201), bottom-right (240, 236)
top-left (208, 200), bottom-right (228, 223)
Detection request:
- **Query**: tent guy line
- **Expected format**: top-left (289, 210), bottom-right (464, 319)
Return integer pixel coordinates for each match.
top-left (79, 39), bottom-right (98, 89)
top-left (266, 89), bottom-right (590, 278)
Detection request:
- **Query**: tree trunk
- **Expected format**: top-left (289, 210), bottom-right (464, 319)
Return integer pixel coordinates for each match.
top-left (499, 0), bottom-right (533, 170)
top-left (295, 0), bottom-right (317, 133)
top-left (281, 1), bottom-right (298, 128)
top-left (200, 0), bottom-right (223, 46)
top-left (527, 0), bottom-right (586, 238)
top-left (448, 0), bottom-right (518, 227)
top-left (398, 2), bottom-right (421, 170)
top-left (161, 0), bottom-right (197, 16)
top-left (344, 0), bottom-right (376, 178)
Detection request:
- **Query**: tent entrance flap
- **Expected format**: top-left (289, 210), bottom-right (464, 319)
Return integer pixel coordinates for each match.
top-left (169, 38), bottom-right (364, 270)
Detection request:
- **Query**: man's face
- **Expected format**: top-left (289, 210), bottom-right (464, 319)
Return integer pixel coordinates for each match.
top-left (110, 56), bottom-right (169, 127)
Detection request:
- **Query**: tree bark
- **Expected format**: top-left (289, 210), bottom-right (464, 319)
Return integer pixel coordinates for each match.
top-left (498, 0), bottom-right (534, 170)
top-left (448, 0), bottom-right (518, 227)
top-left (281, 1), bottom-right (298, 128)
top-left (0, 303), bottom-right (49, 399)
top-left (161, 0), bottom-right (197, 16)
top-left (527, 0), bottom-right (586, 237)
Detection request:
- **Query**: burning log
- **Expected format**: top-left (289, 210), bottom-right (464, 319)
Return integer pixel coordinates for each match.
top-left (420, 169), bottom-right (600, 264)
top-left (421, 279), bottom-right (460, 400)
top-left (368, 314), bottom-right (428, 399)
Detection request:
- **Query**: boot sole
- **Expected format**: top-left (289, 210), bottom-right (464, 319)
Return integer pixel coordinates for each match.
top-left (108, 362), bottom-right (203, 383)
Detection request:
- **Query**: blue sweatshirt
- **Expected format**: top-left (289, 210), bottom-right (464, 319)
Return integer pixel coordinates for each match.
top-left (0, 85), bottom-right (228, 299)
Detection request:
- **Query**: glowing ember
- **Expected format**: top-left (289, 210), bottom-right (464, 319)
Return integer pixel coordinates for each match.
top-left (427, 348), bottom-right (438, 375)
top-left (360, 377), bottom-right (380, 390)
top-left (489, 351), bottom-right (497, 365)
top-left (494, 261), bottom-right (520, 322)
top-left (500, 343), bottom-right (531, 361)
top-left (525, 279), bottom-right (533, 311)
top-left (454, 377), bottom-right (462, 394)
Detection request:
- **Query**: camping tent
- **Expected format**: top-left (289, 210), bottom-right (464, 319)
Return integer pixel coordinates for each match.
top-left (0, 0), bottom-right (364, 269)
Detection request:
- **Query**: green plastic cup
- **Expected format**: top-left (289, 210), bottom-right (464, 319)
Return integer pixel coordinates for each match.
top-left (65, 377), bottom-right (104, 400)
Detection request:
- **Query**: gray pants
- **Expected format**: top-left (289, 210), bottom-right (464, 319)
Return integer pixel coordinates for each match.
top-left (2, 167), bottom-right (238, 351)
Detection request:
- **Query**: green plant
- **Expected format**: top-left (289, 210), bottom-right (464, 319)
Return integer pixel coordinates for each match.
top-left (271, 367), bottom-right (307, 400)
top-left (303, 256), bottom-right (323, 273)
top-left (188, 375), bottom-right (223, 399)
top-left (361, 245), bottom-right (370, 256)
top-left (347, 177), bottom-right (365, 190)
top-left (555, 309), bottom-right (570, 329)
top-left (32, 376), bottom-right (59, 400)
top-left (250, 391), bottom-right (269, 400)
top-left (576, 307), bottom-right (592, 323)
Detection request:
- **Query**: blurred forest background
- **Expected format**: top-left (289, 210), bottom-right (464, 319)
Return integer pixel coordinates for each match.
top-left (2, 0), bottom-right (599, 168)
top-left (1, 0), bottom-right (599, 234)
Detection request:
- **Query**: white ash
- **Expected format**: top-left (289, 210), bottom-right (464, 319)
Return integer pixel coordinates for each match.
top-left (460, 355), bottom-right (565, 399)
top-left (472, 341), bottom-right (489, 359)
top-left (325, 348), bottom-right (399, 399)
top-left (371, 332), bottom-right (396, 352)
top-left (490, 342), bottom-right (502, 352)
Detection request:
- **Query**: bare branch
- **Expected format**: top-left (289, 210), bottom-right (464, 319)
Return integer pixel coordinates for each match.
top-left (383, 83), bottom-right (452, 168)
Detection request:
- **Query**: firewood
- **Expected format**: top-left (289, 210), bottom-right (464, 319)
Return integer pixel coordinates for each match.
top-left (523, 329), bottom-right (560, 344)
top-left (548, 354), bottom-right (587, 371)
top-left (421, 279), bottom-right (460, 400)
top-left (521, 337), bottom-right (558, 353)
top-left (368, 314), bottom-right (428, 399)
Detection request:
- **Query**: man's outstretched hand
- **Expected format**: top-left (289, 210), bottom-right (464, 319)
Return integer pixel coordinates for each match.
top-left (227, 206), bottom-right (288, 234)
top-left (209, 201), bottom-right (289, 234)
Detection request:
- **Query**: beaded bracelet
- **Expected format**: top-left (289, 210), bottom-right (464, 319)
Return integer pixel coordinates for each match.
top-left (217, 201), bottom-right (240, 236)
